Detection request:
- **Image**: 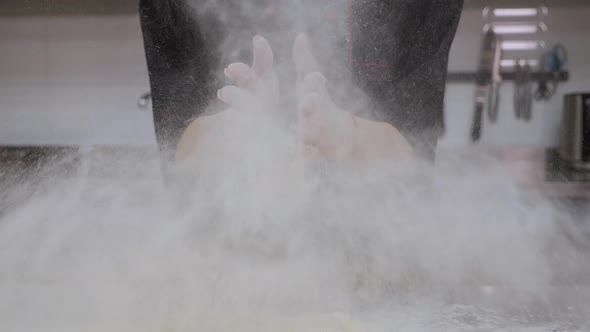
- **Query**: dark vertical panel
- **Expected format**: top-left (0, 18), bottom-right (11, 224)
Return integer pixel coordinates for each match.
top-left (582, 94), bottom-right (590, 162)
top-left (0, 0), bottom-right (137, 16)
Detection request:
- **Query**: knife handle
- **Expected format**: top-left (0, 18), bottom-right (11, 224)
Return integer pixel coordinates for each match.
top-left (471, 104), bottom-right (484, 142)
top-left (488, 83), bottom-right (500, 123)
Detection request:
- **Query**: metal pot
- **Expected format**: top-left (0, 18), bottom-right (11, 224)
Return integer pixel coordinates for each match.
top-left (559, 93), bottom-right (590, 170)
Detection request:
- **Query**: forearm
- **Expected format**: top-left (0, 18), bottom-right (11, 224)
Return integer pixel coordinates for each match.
top-left (175, 112), bottom-right (415, 172)
top-left (351, 116), bottom-right (414, 168)
top-left (175, 115), bottom-right (217, 165)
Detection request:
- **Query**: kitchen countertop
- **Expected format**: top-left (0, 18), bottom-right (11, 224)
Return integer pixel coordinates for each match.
top-left (491, 147), bottom-right (590, 198)
top-left (1, 145), bottom-right (589, 198)
top-left (436, 146), bottom-right (590, 199)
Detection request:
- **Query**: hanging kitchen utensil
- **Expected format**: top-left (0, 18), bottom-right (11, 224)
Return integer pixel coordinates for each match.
top-left (471, 30), bottom-right (502, 142)
top-left (535, 44), bottom-right (568, 101)
top-left (514, 61), bottom-right (524, 119)
top-left (514, 60), bottom-right (534, 121)
top-left (521, 63), bottom-right (533, 121)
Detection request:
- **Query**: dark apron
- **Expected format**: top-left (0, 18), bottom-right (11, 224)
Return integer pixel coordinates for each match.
top-left (139, 0), bottom-right (463, 164)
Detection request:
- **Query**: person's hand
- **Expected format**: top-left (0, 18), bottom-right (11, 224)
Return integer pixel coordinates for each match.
top-left (177, 34), bottom-right (413, 168)
top-left (293, 34), bottom-right (414, 168)
top-left (176, 35), bottom-right (279, 163)
top-left (218, 35), bottom-right (279, 113)
top-left (293, 34), bottom-right (357, 162)
top-left (218, 33), bottom-right (358, 164)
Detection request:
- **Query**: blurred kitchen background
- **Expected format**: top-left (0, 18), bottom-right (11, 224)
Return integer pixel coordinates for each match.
top-left (443, 0), bottom-right (589, 148)
top-left (0, 0), bottom-right (589, 205)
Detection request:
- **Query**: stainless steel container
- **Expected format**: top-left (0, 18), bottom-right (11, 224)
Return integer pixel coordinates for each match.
top-left (559, 93), bottom-right (590, 170)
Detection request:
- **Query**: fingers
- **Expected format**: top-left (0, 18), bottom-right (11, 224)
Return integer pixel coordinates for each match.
top-left (220, 35), bottom-right (279, 113)
top-left (223, 35), bottom-right (276, 94)
top-left (298, 87), bottom-right (355, 161)
top-left (299, 93), bottom-right (321, 160)
top-left (293, 33), bottom-right (318, 80)
top-left (298, 93), bottom-right (321, 146)
top-left (224, 36), bottom-right (273, 84)
top-left (217, 85), bottom-right (253, 107)
top-left (300, 93), bottom-right (319, 118)
top-left (252, 35), bottom-right (274, 77)
top-left (224, 62), bottom-right (254, 89)
top-left (297, 72), bottom-right (334, 146)
top-left (300, 72), bottom-right (328, 99)
top-left (299, 71), bottom-right (334, 113)
top-left (293, 35), bottom-right (332, 109)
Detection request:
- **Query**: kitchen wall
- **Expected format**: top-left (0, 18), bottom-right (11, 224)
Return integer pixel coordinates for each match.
top-left (0, 15), bottom-right (155, 146)
top-left (1, 2), bottom-right (589, 148)
top-left (441, 4), bottom-right (590, 149)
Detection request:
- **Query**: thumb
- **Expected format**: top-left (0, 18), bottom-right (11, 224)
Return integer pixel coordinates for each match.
top-left (252, 35), bottom-right (274, 77)
top-left (293, 33), bottom-right (318, 80)
top-left (298, 71), bottom-right (335, 113)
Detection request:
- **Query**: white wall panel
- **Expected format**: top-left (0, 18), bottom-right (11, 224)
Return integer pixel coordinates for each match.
top-left (441, 6), bottom-right (590, 149)
top-left (0, 15), bottom-right (154, 146)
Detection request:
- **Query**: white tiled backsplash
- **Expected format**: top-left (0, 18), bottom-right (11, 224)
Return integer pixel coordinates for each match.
top-left (1, 6), bottom-right (589, 148)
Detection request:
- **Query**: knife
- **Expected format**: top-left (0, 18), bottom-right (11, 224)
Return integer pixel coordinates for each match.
top-left (471, 30), bottom-right (502, 142)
